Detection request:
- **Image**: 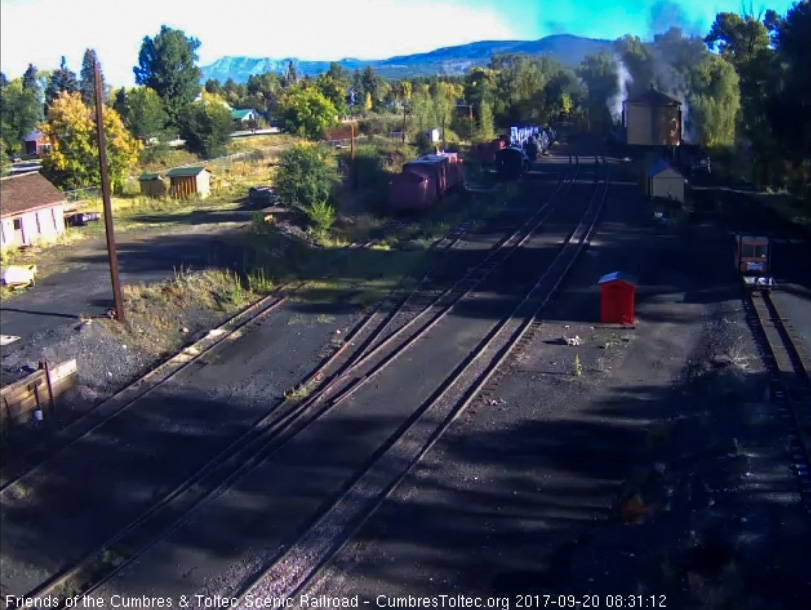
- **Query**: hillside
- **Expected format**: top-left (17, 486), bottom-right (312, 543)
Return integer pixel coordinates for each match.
top-left (200, 34), bottom-right (612, 83)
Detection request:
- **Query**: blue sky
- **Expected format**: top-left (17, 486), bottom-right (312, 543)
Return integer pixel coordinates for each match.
top-left (0, 0), bottom-right (798, 86)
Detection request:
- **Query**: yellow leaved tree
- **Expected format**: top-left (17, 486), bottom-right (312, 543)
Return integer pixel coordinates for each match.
top-left (41, 91), bottom-right (142, 191)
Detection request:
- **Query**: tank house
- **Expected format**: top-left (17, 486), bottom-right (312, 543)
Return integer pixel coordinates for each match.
top-left (622, 86), bottom-right (683, 148)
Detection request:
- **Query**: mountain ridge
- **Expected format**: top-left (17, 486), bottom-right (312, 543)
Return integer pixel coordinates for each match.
top-left (200, 34), bottom-right (613, 83)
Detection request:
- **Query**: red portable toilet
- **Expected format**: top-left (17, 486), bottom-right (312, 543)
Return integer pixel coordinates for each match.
top-left (598, 272), bottom-right (637, 325)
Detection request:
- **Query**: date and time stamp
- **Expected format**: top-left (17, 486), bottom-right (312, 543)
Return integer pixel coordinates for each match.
top-left (4, 594), bottom-right (668, 610)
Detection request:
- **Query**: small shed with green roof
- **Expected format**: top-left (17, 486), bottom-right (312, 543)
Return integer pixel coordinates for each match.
top-left (166, 166), bottom-right (213, 199)
top-left (137, 171), bottom-right (167, 198)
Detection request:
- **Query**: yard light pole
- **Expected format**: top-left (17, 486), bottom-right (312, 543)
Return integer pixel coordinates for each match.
top-left (94, 60), bottom-right (125, 323)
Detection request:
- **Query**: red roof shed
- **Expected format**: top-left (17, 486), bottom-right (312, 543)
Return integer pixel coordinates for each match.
top-left (598, 272), bottom-right (637, 325)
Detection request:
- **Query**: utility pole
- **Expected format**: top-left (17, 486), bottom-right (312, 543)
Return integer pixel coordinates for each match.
top-left (350, 122), bottom-right (356, 191)
top-left (442, 115), bottom-right (446, 152)
top-left (94, 60), bottom-right (124, 322)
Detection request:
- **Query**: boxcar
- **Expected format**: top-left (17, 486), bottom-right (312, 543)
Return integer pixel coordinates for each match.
top-left (389, 170), bottom-right (436, 211)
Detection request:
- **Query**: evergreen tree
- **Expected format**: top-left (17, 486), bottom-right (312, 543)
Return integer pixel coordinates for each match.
top-left (285, 61), bottom-right (298, 87)
top-left (134, 26), bottom-right (202, 127)
top-left (22, 64), bottom-right (39, 92)
top-left (45, 56), bottom-right (79, 107)
top-left (79, 48), bottom-right (103, 108)
top-left (112, 87), bottom-right (128, 119)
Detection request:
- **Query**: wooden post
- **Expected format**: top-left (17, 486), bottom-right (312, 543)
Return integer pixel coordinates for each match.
top-left (350, 123), bottom-right (356, 191)
top-left (95, 59), bottom-right (125, 323)
top-left (402, 105), bottom-right (407, 143)
top-left (40, 360), bottom-right (55, 415)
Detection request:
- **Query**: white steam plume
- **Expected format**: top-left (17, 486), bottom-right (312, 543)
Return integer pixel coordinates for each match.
top-left (608, 56), bottom-right (633, 125)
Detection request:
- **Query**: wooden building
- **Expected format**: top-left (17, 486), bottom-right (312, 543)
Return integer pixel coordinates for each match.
top-left (232, 108), bottom-right (260, 129)
top-left (137, 172), bottom-right (167, 198)
top-left (166, 166), bottom-right (212, 199)
top-left (623, 86), bottom-right (682, 147)
top-left (644, 159), bottom-right (685, 203)
top-left (23, 130), bottom-right (52, 157)
top-left (0, 173), bottom-right (67, 251)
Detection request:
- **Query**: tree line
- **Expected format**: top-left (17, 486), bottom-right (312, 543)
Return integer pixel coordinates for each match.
top-left (1, 2), bottom-right (809, 202)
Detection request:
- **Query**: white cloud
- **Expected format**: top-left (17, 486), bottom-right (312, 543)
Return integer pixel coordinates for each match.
top-left (1, 0), bottom-right (519, 85)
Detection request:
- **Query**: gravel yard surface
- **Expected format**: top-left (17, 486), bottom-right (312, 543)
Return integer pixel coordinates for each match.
top-left (88, 163), bottom-right (599, 602)
top-left (296, 173), bottom-right (811, 608)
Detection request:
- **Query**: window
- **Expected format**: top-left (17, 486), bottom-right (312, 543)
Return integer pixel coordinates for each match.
top-left (13, 218), bottom-right (22, 230)
top-left (741, 244), bottom-right (766, 258)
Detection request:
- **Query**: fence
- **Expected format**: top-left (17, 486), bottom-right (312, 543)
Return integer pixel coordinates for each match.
top-left (63, 187), bottom-right (101, 204)
top-left (321, 136), bottom-right (369, 149)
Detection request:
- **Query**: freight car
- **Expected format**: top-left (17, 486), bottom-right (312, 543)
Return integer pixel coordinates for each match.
top-left (388, 151), bottom-right (466, 212)
top-left (495, 146), bottom-right (530, 181)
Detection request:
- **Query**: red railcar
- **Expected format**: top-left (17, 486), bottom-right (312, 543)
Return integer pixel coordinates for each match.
top-left (389, 152), bottom-right (466, 212)
top-left (389, 170), bottom-right (436, 211)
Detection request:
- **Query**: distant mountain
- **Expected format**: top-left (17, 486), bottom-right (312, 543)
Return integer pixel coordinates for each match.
top-left (200, 34), bottom-right (612, 83)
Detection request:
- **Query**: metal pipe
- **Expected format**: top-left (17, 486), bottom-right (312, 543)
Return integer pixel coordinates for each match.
top-left (95, 60), bottom-right (124, 323)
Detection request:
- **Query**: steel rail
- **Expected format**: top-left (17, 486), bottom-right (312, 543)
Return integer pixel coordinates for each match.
top-left (228, 157), bottom-right (611, 605)
top-left (17, 160), bottom-right (581, 606)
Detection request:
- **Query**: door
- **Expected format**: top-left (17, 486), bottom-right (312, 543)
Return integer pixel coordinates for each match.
top-left (12, 217), bottom-right (24, 246)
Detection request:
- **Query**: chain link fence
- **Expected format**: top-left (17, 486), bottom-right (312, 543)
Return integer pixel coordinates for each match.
top-left (63, 187), bottom-right (101, 204)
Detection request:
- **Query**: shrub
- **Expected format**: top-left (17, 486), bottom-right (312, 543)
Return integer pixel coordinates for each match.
top-left (274, 142), bottom-right (339, 209)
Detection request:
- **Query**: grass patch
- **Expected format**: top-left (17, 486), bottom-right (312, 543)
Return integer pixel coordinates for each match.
top-left (284, 385), bottom-right (310, 403)
top-left (751, 190), bottom-right (811, 231)
top-left (107, 267), bottom-right (260, 358)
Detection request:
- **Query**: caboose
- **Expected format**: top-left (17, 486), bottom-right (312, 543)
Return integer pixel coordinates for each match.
top-left (734, 235), bottom-right (775, 288)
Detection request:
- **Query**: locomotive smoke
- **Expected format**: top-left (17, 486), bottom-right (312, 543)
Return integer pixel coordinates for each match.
top-left (608, 56), bottom-right (633, 125)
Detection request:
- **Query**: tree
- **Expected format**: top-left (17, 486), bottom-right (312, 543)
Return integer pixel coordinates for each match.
top-left (79, 49), bottom-right (103, 108)
top-left (134, 26), bottom-right (202, 126)
top-left (315, 74), bottom-right (347, 116)
top-left (326, 62), bottom-right (349, 86)
top-left (22, 64), bottom-right (39, 93)
top-left (124, 87), bottom-right (170, 142)
top-left (771, 0), bottom-right (811, 162)
top-left (363, 92), bottom-right (373, 113)
top-left (476, 100), bottom-right (495, 141)
top-left (284, 61), bottom-right (298, 88)
top-left (0, 78), bottom-right (40, 157)
top-left (705, 11), bottom-right (782, 183)
top-left (577, 52), bottom-right (618, 132)
top-left (45, 56), bottom-right (79, 106)
top-left (0, 139), bottom-right (10, 175)
top-left (112, 87), bottom-right (128, 118)
top-left (278, 85), bottom-right (338, 140)
top-left (274, 142), bottom-right (339, 214)
top-left (178, 99), bottom-right (233, 158)
top-left (204, 79), bottom-right (221, 95)
top-left (688, 54), bottom-right (740, 147)
top-left (40, 91), bottom-right (141, 190)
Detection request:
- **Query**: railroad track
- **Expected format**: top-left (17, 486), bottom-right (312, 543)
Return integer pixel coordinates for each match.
top-left (0, 220), bottom-right (419, 494)
top-left (227, 155), bottom-right (611, 606)
top-left (743, 287), bottom-right (811, 514)
top-left (8, 157), bottom-right (582, 607)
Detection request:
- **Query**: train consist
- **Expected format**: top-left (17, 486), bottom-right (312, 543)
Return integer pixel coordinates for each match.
top-left (388, 125), bottom-right (558, 211)
top-left (388, 151), bottom-right (466, 212)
